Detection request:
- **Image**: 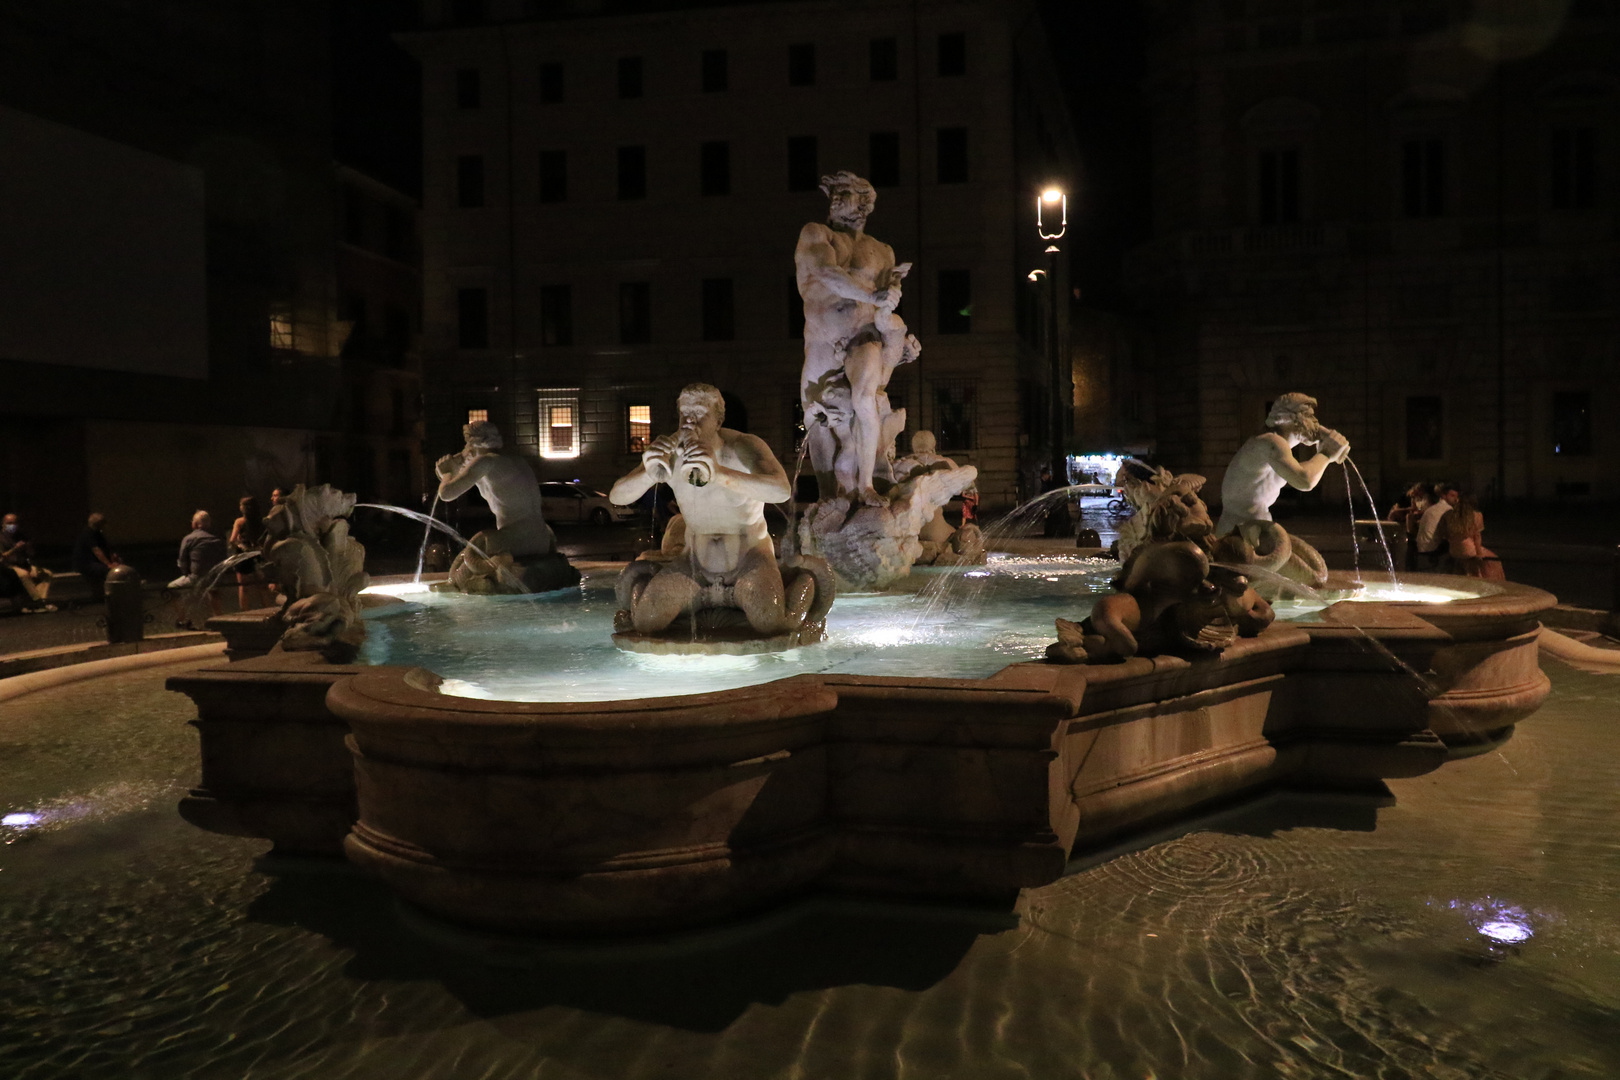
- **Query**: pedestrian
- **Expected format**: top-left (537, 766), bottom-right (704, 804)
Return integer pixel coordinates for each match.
top-left (1414, 484), bottom-right (1458, 571)
top-left (1446, 492), bottom-right (1505, 581)
top-left (1, 512), bottom-right (56, 612)
top-left (72, 512), bottom-right (120, 600)
top-left (169, 510), bottom-right (227, 626)
top-left (1388, 482), bottom-right (1432, 571)
top-left (228, 496), bottom-right (273, 610)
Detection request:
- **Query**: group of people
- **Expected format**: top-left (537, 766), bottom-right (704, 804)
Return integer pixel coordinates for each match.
top-left (1391, 482), bottom-right (1505, 581)
top-left (0, 488), bottom-right (287, 622)
top-left (167, 492), bottom-right (281, 626)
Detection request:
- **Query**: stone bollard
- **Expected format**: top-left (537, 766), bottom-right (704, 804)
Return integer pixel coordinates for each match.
top-left (104, 565), bottom-right (145, 644)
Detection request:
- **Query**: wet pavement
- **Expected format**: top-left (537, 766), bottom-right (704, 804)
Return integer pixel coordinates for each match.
top-left (1, 656), bottom-right (1616, 1079)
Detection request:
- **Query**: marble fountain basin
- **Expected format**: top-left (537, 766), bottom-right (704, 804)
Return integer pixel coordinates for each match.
top-left (168, 564), bottom-right (1555, 937)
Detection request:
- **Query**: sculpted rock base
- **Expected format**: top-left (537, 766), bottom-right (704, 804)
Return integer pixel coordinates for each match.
top-left (799, 463), bottom-right (977, 591)
top-left (440, 550), bottom-right (581, 595)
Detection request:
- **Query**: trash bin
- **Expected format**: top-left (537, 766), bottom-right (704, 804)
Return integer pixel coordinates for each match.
top-left (104, 564), bottom-right (145, 644)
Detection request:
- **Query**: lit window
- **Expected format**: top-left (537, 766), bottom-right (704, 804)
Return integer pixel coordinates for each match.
top-left (269, 304), bottom-right (294, 350)
top-left (627, 403), bottom-right (651, 453)
top-left (537, 388), bottom-right (581, 458)
top-left (467, 408), bottom-right (489, 424)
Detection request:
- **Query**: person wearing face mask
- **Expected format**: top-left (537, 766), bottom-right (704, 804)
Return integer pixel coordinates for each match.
top-left (0, 513), bottom-right (55, 613)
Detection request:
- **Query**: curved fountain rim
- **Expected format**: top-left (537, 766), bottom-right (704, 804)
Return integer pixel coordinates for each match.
top-left (1292, 571), bottom-right (1556, 623)
top-left (337, 574), bottom-right (1558, 715)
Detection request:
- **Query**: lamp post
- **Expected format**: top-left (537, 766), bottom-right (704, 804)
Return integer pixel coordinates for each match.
top-left (1037, 186), bottom-right (1068, 505)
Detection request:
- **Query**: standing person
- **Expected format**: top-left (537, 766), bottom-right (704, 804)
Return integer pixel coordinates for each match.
top-left (1414, 484), bottom-right (1458, 571)
top-left (270, 487), bottom-right (289, 508)
top-left (1, 512), bottom-right (55, 612)
top-left (229, 496), bottom-right (272, 610)
top-left (1446, 492), bottom-right (1506, 581)
top-left (72, 512), bottom-right (120, 600)
top-left (169, 510), bottom-right (227, 626)
top-left (1388, 482), bottom-right (1432, 572)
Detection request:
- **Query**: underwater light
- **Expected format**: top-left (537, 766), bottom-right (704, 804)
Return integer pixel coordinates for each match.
top-left (1478, 918), bottom-right (1533, 944)
top-left (361, 582), bottom-right (435, 598)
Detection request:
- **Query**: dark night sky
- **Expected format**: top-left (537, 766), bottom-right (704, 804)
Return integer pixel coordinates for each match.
top-left (329, 0), bottom-right (1151, 297)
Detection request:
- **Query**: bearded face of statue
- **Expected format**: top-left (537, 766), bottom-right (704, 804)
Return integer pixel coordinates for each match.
top-left (826, 186), bottom-right (873, 231)
top-left (1272, 403), bottom-right (1322, 444)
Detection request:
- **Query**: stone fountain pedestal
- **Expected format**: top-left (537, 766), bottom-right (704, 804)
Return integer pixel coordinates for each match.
top-left (170, 572), bottom-right (1556, 936)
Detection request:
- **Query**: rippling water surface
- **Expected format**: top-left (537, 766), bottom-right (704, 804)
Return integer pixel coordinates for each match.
top-left (360, 556), bottom-right (1120, 701)
top-left (3, 658), bottom-right (1618, 1079)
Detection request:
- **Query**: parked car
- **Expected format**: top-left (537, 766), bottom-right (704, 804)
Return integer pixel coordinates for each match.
top-left (540, 481), bottom-right (637, 526)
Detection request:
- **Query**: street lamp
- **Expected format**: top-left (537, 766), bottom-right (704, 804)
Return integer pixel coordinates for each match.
top-left (1036, 185), bottom-right (1068, 524)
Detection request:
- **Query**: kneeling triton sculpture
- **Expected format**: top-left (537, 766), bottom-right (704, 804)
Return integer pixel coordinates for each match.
top-left (433, 420), bottom-right (580, 594)
top-left (1211, 392), bottom-right (1348, 593)
top-left (609, 383), bottom-right (834, 654)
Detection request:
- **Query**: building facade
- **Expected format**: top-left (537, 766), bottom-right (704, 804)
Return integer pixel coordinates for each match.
top-left (404, 0), bottom-right (1078, 509)
top-left (0, 1), bottom-right (426, 546)
top-left (336, 165), bottom-right (427, 510)
top-left (1124, 0), bottom-right (1619, 506)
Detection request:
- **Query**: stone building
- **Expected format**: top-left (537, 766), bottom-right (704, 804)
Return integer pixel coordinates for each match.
top-left (0, 2), bottom-right (424, 546)
top-left (1124, 1), bottom-right (1619, 506)
top-left (402, 0), bottom-right (1078, 509)
top-left (335, 165), bottom-right (427, 509)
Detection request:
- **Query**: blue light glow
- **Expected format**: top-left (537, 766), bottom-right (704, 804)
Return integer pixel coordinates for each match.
top-left (2, 812), bottom-right (40, 827)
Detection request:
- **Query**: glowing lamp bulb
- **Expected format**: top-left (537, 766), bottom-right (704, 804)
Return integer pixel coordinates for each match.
top-left (1041, 187), bottom-right (1063, 203)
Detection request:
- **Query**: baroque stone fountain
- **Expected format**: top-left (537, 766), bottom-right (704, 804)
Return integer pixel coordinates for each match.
top-left (168, 181), bottom-right (1556, 940)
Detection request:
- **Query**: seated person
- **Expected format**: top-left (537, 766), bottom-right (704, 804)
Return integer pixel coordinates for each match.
top-left (72, 512), bottom-right (120, 600)
top-left (170, 510), bottom-right (227, 624)
top-left (1, 512), bottom-right (55, 612)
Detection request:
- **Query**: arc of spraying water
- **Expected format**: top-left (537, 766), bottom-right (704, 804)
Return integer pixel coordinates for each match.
top-left (356, 503), bottom-right (529, 594)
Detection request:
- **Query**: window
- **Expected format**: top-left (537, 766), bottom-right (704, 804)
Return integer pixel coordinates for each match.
top-left (456, 155), bottom-right (485, 208)
top-left (702, 49), bottom-right (727, 92)
top-left (938, 269), bottom-right (971, 333)
top-left (537, 389), bottom-right (581, 458)
top-left (383, 305), bottom-right (410, 364)
top-left (787, 135), bottom-right (818, 191)
top-left (1257, 147), bottom-right (1300, 223)
top-left (1552, 391), bottom-right (1592, 455)
top-left (619, 282), bottom-right (651, 344)
top-left (787, 275), bottom-right (805, 337)
top-left (456, 68), bottom-right (481, 109)
top-left (869, 131), bottom-right (901, 187)
top-left (343, 187), bottom-right (365, 245)
top-left (933, 380), bottom-right (977, 450)
top-left (384, 206), bottom-right (409, 259)
top-left (626, 403), bottom-right (652, 453)
top-left (937, 32), bottom-right (966, 77)
top-left (540, 62), bottom-right (564, 103)
top-left (1401, 137), bottom-right (1446, 217)
top-left (1551, 126), bottom-right (1597, 210)
top-left (937, 127), bottom-right (968, 183)
top-left (702, 278), bottom-right (734, 341)
top-left (269, 304), bottom-right (294, 350)
top-left (870, 36), bottom-right (898, 80)
top-left (701, 140), bottom-right (730, 196)
top-left (539, 149), bottom-right (567, 203)
top-left (1405, 395), bottom-right (1443, 460)
top-left (457, 287), bottom-right (488, 349)
top-left (540, 285), bottom-right (572, 347)
top-left (341, 292), bottom-right (368, 357)
top-left (1549, 272), bottom-right (1602, 313)
top-left (618, 56), bottom-right (643, 99)
top-left (467, 408), bottom-right (489, 424)
top-left (788, 42), bottom-right (816, 86)
top-left (618, 145), bottom-right (646, 199)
